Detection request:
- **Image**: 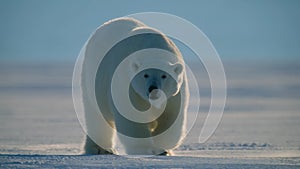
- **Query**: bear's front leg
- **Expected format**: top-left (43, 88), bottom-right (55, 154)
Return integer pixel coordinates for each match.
top-left (118, 134), bottom-right (166, 155)
top-left (114, 112), bottom-right (159, 154)
top-left (83, 108), bottom-right (116, 154)
top-left (83, 135), bottom-right (115, 154)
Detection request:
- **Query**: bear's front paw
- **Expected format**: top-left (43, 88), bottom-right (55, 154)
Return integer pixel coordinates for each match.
top-left (157, 150), bottom-right (173, 156)
top-left (98, 148), bottom-right (116, 155)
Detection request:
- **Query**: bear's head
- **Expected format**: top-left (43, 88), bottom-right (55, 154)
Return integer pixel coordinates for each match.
top-left (130, 60), bottom-right (184, 101)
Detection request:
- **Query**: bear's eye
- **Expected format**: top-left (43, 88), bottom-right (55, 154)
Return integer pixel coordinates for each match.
top-left (144, 74), bottom-right (149, 78)
top-left (161, 75), bottom-right (167, 79)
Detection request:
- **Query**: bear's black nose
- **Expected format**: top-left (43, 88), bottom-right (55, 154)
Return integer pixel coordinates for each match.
top-left (148, 85), bottom-right (158, 93)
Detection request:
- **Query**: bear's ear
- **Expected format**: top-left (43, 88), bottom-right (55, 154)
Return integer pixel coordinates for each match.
top-left (173, 63), bottom-right (183, 75)
top-left (130, 60), bottom-right (141, 73)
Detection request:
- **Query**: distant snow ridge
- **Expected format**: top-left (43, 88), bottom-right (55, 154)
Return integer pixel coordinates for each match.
top-left (177, 142), bottom-right (272, 151)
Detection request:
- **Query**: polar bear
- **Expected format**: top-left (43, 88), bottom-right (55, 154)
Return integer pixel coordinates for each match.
top-left (81, 18), bottom-right (189, 155)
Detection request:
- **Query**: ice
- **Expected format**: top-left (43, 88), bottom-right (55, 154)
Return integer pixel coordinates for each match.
top-left (0, 61), bottom-right (300, 167)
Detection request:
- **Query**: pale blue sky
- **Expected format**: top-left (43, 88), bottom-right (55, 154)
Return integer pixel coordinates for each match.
top-left (0, 0), bottom-right (299, 62)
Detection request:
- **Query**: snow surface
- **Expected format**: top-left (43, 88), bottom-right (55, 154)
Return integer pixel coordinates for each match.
top-left (0, 61), bottom-right (300, 168)
top-left (1, 154), bottom-right (300, 169)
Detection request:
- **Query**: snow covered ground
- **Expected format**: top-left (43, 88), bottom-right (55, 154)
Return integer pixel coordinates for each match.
top-left (0, 61), bottom-right (299, 168)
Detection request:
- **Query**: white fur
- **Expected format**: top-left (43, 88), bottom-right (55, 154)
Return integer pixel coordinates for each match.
top-left (81, 18), bottom-right (189, 155)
